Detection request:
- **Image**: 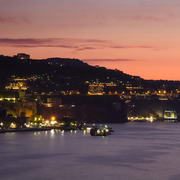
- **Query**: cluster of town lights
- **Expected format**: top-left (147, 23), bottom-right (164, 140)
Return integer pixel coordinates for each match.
top-left (128, 116), bottom-right (155, 122)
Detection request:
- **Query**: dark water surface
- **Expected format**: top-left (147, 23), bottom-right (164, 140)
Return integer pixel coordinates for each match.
top-left (1, 123), bottom-right (180, 180)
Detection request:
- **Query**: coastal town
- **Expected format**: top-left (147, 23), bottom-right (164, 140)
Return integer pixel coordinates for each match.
top-left (0, 53), bottom-right (180, 131)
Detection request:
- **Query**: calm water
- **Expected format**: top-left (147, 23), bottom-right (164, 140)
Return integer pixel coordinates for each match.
top-left (1, 123), bottom-right (180, 180)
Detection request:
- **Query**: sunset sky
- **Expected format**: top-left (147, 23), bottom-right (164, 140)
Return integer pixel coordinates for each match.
top-left (0, 0), bottom-right (180, 80)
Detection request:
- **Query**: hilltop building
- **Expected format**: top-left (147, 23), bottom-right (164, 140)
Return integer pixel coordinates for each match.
top-left (14, 53), bottom-right (30, 60)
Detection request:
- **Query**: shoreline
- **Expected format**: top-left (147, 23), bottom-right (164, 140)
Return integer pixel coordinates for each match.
top-left (0, 127), bottom-right (52, 133)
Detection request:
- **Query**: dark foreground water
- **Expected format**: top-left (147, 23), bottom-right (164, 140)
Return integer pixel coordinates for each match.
top-left (1, 123), bottom-right (180, 180)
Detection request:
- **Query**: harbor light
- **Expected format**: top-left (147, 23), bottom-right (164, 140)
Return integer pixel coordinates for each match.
top-left (10, 123), bottom-right (16, 129)
top-left (51, 116), bottom-right (56, 121)
top-left (50, 120), bottom-right (57, 125)
top-left (149, 116), bottom-right (154, 123)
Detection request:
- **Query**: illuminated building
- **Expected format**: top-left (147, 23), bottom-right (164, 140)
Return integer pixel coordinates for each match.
top-left (126, 84), bottom-right (144, 90)
top-left (88, 83), bottom-right (104, 95)
top-left (88, 82), bottom-right (117, 95)
top-left (0, 97), bottom-right (16, 102)
top-left (164, 110), bottom-right (178, 120)
top-left (0, 91), bottom-right (18, 103)
top-left (5, 77), bottom-right (28, 91)
top-left (5, 82), bottom-right (28, 91)
top-left (128, 116), bottom-right (155, 122)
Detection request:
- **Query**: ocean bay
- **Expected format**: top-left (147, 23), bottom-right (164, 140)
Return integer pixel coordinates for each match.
top-left (1, 123), bottom-right (180, 180)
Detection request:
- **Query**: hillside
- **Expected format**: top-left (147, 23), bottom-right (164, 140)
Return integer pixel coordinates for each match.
top-left (0, 54), bottom-right (179, 93)
top-left (0, 54), bottom-right (142, 92)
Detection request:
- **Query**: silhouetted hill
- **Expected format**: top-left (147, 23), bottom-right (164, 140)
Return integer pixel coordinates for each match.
top-left (0, 54), bottom-right (179, 92)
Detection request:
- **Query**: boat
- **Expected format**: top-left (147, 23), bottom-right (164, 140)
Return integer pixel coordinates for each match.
top-left (90, 125), bottom-right (113, 136)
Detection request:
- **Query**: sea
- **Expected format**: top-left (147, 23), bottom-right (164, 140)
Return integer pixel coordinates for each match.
top-left (1, 123), bottom-right (180, 180)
